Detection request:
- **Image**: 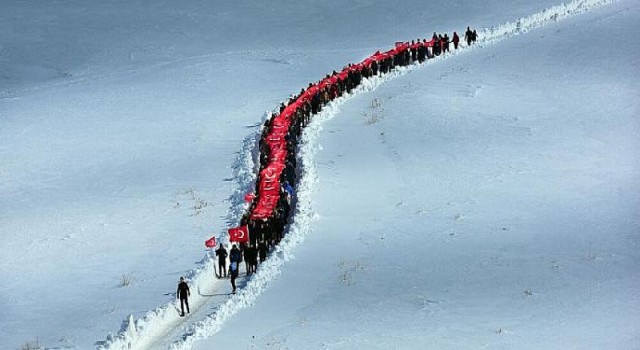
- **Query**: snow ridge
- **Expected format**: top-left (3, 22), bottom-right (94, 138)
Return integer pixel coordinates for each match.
top-left (477, 0), bottom-right (617, 44)
top-left (98, 0), bottom-right (616, 348)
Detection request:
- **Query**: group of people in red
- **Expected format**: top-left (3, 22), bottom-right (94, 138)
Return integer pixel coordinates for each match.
top-left (194, 26), bottom-right (480, 299)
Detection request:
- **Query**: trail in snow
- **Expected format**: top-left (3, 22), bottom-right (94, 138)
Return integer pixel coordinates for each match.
top-left (98, 0), bottom-right (617, 349)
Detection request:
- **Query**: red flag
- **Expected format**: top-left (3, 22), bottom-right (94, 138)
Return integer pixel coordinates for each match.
top-left (228, 225), bottom-right (249, 243)
top-left (205, 236), bottom-right (216, 248)
top-left (244, 193), bottom-right (256, 203)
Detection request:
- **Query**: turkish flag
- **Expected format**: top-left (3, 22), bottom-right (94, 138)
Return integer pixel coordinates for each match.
top-left (228, 225), bottom-right (249, 243)
top-left (205, 236), bottom-right (217, 248)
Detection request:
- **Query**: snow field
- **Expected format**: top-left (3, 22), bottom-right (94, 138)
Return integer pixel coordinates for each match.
top-left (129, 1), bottom-right (633, 349)
top-left (0, 0), bottom-right (638, 349)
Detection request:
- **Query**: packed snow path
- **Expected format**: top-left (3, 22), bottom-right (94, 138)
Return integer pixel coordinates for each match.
top-left (95, 0), bottom-right (624, 349)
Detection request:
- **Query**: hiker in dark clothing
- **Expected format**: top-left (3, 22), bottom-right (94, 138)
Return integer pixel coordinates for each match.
top-left (258, 240), bottom-right (268, 263)
top-left (229, 259), bottom-right (239, 294)
top-left (229, 244), bottom-right (242, 293)
top-left (262, 219), bottom-right (274, 246)
top-left (443, 34), bottom-right (450, 53)
top-left (215, 243), bottom-right (228, 278)
top-left (379, 58), bottom-right (387, 74)
top-left (245, 244), bottom-right (258, 275)
top-left (248, 220), bottom-right (261, 246)
top-left (418, 41), bottom-right (426, 62)
top-left (410, 40), bottom-right (417, 62)
top-left (176, 277), bottom-right (190, 316)
top-left (433, 37), bottom-right (441, 56)
top-left (452, 32), bottom-right (460, 49)
top-left (465, 27), bottom-right (473, 46)
top-left (240, 242), bottom-right (249, 275)
top-left (233, 244), bottom-right (243, 266)
top-left (472, 29), bottom-right (478, 43)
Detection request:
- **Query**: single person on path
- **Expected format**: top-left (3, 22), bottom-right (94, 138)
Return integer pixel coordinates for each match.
top-left (176, 277), bottom-right (191, 317)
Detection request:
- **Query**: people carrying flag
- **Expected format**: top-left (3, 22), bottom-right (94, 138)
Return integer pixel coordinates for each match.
top-left (217, 28), bottom-right (484, 296)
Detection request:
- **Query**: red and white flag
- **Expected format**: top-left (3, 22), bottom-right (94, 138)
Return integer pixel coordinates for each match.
top-left (205, 236), bottom-right (217, 248)
top-left (228, 225), bottom-right (249, 243)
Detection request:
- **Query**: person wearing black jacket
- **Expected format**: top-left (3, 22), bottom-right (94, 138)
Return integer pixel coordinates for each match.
top-left (418, 41), bottom-right (426, 63)
top-left (433, 35), bottom-right (441, 56)
top-left (371, 60), bottom-right (379, 75)
top-left (245, 244), bottom-right (258, 275)
top-left (452, 32), bottom-right (460, 49)
top-left (258, 240), bottom-right (268, 263)
top-left (443, 34), bottom-right (450, 53)
top-left (229, 244), bottom-right (242, 293)
top-left (465, 27), bottom-right (473, 46)
top-left (410, 40), bottom-right (417, 62)
top-left (215, 243), bottom-right (228, 278)
top-left (176, 277), bottom-right (190, 316)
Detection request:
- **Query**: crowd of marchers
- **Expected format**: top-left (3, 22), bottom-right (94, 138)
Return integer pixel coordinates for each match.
top-left (179, 27), bottom-right (479, 302)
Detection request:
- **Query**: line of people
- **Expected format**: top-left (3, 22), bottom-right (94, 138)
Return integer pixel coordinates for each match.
top-left (204, 26), bottom-right (480, 296)
top-left (214, 241), bottom-right (268, 293)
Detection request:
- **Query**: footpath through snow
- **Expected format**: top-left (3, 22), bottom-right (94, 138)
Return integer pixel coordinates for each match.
top-left (98, 0), bottom-right (617, 349)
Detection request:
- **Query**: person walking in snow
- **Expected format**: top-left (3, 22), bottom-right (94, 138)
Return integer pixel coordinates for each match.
top-left (417, 41), bottom-right (426, 62)
top-left (229, 244), bottom-right (242, 294)
top-left (471, 29), bottom-right (478, 43)
top-left (176, 276), bottom-right (191, 317)
top-left (258, 239), bottom-right (268, 263)
top-left (465, 27), bottom-right (473, 46)
top-left (215, 243), bottom-right (228, 278)
top-left (443, 34), bottom-right (450, 53)
top-left (452, 32), bottom-right (460, 49)
top-left (241, 242), bottom-right (251, 275)
top-left (245, 243), bottom-right (258, 275)
top-left (432, 32), bottom-right (440, 56)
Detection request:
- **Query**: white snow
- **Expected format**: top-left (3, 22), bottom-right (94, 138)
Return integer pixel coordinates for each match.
top-left (1, 0), bottom-right (638, 349)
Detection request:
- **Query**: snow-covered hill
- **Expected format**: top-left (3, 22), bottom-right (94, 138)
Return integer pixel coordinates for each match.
top-left (1, 0), bottom-right (638, 349)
